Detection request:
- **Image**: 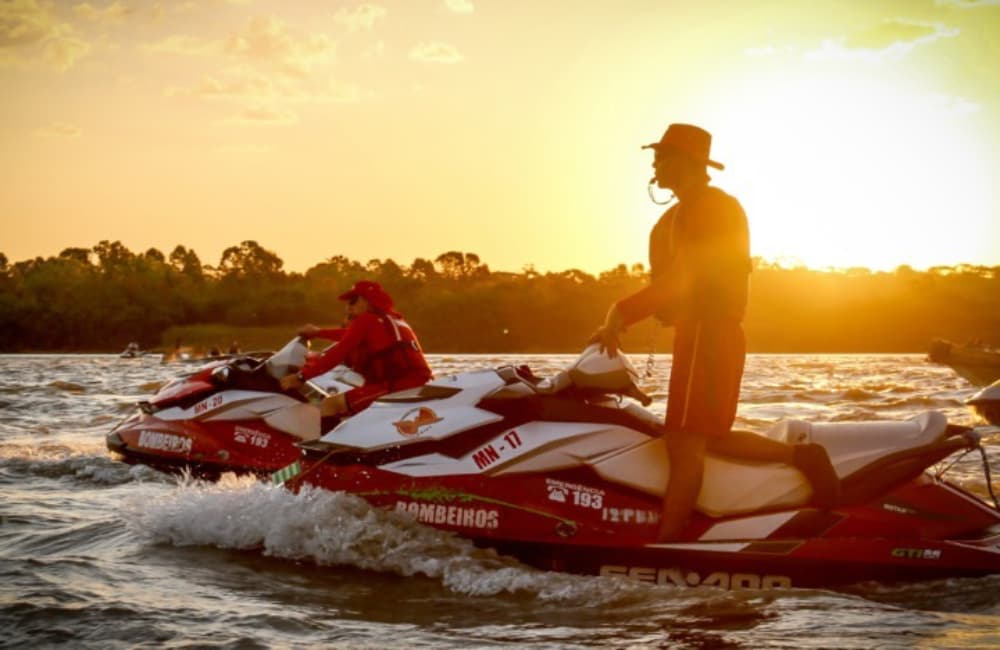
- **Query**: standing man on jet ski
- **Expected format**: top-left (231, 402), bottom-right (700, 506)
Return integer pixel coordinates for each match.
top-left (279, 280), bottom-right (432, 430)
top-left (594, 123), bottom-right (840, 541)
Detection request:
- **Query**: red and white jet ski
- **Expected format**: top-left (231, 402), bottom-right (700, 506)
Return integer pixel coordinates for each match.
top-left (290, 345), bottom-right (1000, 589)
top-left (107, 337), bottom-right (362, 479)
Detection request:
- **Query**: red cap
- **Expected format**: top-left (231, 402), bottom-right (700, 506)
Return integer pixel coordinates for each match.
top-left (339, 280), bottom-right (394, 312)
top-left (643, 123), bottom-right (724, 170)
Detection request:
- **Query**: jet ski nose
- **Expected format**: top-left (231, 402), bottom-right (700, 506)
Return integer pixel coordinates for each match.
top-left (106, 432), bottom-right (126, 454)
top-left (967, 380), bottom-right (1000, 427)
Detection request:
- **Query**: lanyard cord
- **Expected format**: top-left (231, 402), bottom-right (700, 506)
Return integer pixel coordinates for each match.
top-left (648, 178), bottom-right (676, 206)
top-left (644, 321), bottom-right (659, 380)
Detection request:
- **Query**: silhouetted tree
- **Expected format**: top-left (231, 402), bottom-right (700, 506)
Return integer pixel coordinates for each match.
top-left (408, 257), bottom-right (437, 281)
top-left (93, 240), bottom-right (135, 274)
top-left (169, 245), bottom-right (204, 279)
top-left (0, 242), bottom-right (998, 353)
top-left (59, 248), bottom-right (92, 265)
top-left (218, 240), bottom-right (283, 278)
top-left (435, 251), bottom-right (466, 278)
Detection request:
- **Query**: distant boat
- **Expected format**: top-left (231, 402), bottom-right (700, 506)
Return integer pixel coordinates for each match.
top-left (119, 342), bottom-right (153, 359)
top-left (928, 339), bottom-right (1000, 386)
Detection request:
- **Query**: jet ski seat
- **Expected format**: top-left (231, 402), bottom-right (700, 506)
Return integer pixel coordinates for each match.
top-left (765, 411), bottom-right (949, 477)
top-left (587, 411), bottom-right (953, 517)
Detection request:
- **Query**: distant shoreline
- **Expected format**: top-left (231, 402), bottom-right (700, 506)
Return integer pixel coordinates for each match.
top-left (3, 244), bottom-right (996, 356)
top-left (0, 349), bottom-right (933, 356)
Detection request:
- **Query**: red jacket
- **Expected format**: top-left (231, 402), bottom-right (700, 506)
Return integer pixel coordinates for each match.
top-left (300, 311), bottom-right (432, 388)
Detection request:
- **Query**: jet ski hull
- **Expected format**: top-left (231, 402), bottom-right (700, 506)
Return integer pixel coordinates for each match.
top-left (489, 535), bottom-right (1000, 589)
top-left (296, 460), bottom-right (1000, 589)
top-left (108, 411), bottom-right (303, 480)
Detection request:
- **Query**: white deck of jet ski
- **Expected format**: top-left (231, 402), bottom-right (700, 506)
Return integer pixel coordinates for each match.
top-left (322, 347), bottom-right (952, 518)
top-left (322, 371), bottom-right (507, 449)
top-left (150, 359), bottom-right (362, 441)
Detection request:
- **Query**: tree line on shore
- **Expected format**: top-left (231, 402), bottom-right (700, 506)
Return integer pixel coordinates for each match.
top-left (0, 240), bottom-right (998, 353)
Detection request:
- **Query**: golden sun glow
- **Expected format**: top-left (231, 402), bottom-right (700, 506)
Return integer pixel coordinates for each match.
top-left (704, 73), bottom-right (994, 271)
top-left (0, 1), bottom-right (997, 274)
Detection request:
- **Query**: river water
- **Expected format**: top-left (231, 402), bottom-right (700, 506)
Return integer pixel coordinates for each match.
top-left (1, 353), bottom-right (998, 649)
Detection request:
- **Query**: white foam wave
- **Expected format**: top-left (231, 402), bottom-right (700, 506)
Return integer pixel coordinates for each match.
top-left (1, 456), bottom-right (140, 485)
top-left (0, 439), bottom-right (107, 460)
top-left (127, 478), bottom-right (656, 603)
top-left (0, 441), bottom-right (149, 485)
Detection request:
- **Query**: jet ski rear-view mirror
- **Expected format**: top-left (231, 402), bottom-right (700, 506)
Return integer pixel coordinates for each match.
top-left (568, 344), bottom-right (645, 396)
top-left (210, 365), bottom-right (230, 384)
top-left (265, 336), bottom-right (310, 380)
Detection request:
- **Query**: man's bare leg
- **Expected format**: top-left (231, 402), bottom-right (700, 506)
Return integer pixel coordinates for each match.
top-left (657, 431), bottom-right (707, 541)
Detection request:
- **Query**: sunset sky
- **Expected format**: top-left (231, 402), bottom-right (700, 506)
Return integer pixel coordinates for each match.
top-left (1, 0), bottom-right (998, 274)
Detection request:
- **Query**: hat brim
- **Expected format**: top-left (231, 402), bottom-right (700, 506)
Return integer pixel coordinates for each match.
top-left (642, 143), bottom-right (724, 171)
top-left (338, 290), bottom-right (359, 302)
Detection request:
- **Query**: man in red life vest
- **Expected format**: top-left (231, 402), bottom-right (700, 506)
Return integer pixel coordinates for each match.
top-left (279, 280), bottom-right (432, 431)
top-left (593, 123), bottom-right (840, 541)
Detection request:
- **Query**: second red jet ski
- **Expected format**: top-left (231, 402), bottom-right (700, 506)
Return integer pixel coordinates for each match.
top-left (107, 337), bottom-right (361, 479)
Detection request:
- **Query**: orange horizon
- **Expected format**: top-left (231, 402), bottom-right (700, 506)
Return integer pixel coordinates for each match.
top-left (1, 2), bottom-right (997, 274)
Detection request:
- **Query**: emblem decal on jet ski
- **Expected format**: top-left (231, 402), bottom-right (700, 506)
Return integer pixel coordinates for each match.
top-left (546, 478), bottom-right (604, 509)
top-left (393, 407), bottom-right (442, 436)
top-left (137, 430), bottom-right (192, 454)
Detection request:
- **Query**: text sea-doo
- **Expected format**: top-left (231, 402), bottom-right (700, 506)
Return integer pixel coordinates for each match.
top-left (107, 338), bottom-right (360, 479)
top-left (291, 346), bottom-right (1000, 589)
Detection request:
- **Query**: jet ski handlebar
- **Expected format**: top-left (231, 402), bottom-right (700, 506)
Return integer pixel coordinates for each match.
top-left (625, 384), bottom-right (654, 407)
top-left (496, 365), bottom-right (654, 406)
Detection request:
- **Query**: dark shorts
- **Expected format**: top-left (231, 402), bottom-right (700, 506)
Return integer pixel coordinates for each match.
top-left (665, 320), bottom-right (745, 438)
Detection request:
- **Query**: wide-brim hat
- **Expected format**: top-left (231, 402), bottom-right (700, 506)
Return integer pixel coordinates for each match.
top-left (339, 280), bottom-right (394, 312)
top-left (643, 123), bottom-right (724, 170)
